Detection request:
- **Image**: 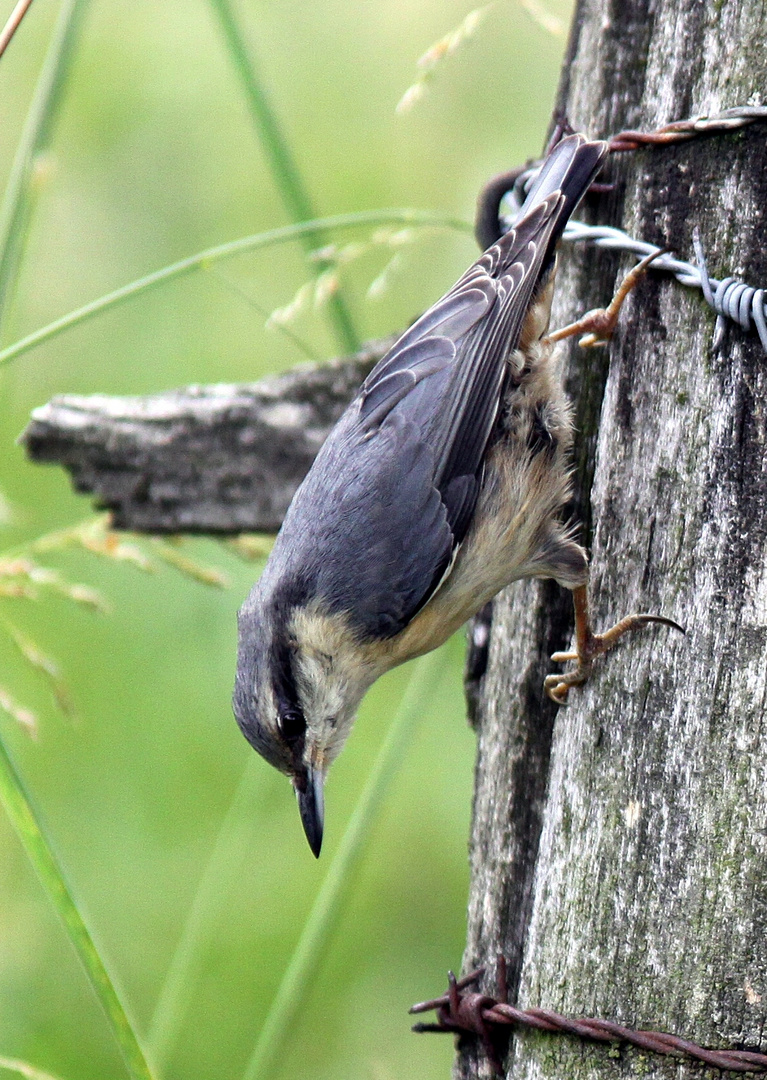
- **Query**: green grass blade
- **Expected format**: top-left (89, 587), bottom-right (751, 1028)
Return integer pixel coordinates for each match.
top-left (207, 0), bottom-right (360, 354)
top-left (0, 1055), bottom-right (68, 1080)
top-left (147, 758), bottom-right (261, 1072)
top-left (0, 0), bottom-right (90, 334)
top-left (241, 647), bottom-right (448, 1080)
top-left (207, 0), bottom-right (315, 232)
top-left (0, 733), bottom-right (156, 1080)
top-left (205, 265), bottom-right (320, 361)
top-left (0, 209), bottom-right (470, 369)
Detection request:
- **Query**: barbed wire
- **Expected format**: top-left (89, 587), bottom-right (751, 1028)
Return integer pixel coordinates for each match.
top-left (439, 108), bottom-right (767, 1079)
top-left (494, 105), bottom-right (767, 355)
top-left (607, 105), bottom-right (767, 151)
top-left (410, 965), bottom-right (767, 1076)
top-left (558, 221), bottom-right (767, 354)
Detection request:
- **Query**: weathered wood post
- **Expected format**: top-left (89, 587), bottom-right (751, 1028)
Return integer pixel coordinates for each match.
top-left (457, 0), bottom-right (767, 1077)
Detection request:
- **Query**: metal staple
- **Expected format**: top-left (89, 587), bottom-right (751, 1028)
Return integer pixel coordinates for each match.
top-left (500, 105), bottom-right (767, 355)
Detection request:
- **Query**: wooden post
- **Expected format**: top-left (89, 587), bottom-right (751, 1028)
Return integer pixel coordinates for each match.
top-left (457, 0), bottom-right (767, 1076)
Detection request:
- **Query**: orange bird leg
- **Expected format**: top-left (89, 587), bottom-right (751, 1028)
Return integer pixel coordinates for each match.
top-left (544, 583), bottom-right (684, 704)
top-left (547, 249), bottom-right (667, 348)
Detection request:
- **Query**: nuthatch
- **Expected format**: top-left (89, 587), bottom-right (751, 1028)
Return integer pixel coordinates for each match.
top-left (233, 133), bottom-right (682, 857)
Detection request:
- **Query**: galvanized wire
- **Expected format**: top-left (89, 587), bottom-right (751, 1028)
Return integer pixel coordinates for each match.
top-left (496, 105), bottom-right (767, 355)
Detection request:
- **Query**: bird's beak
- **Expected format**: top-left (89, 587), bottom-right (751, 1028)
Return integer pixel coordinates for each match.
top-left (295, 766), bottom-right (324, 858)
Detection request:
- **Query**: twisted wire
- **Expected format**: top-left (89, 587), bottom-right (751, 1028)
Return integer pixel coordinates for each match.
top-left (557, 221), bottom-right (767, 354)
top-left (410, 968), bottom-right (767, 1075)
top-left (497, 105), bottom-right (767, 355)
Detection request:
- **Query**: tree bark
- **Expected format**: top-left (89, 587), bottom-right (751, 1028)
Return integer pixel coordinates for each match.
top-left (457, 1), bottom-right (767, 1078)
top-left (20, 338), bottom-right (392, 533)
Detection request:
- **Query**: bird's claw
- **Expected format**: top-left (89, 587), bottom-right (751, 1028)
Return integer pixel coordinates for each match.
top-left (547, 248), bottom-right (669, 348)
top-left (550, 648), bottom-right (577, 662)
top-left (544, 662), bottom-right (593, 705)
top-left (545, 602), bottom-right (685, 705)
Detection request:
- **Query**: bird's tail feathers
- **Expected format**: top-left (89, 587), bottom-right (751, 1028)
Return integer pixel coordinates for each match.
top-left (519, 132), bottom-right (608, 230)
top-left (515, 132), bottom-right (608, 272)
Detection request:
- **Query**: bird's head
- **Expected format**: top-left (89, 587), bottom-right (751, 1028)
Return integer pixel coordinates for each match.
top-left (233, 579), bottom-right (382, 856)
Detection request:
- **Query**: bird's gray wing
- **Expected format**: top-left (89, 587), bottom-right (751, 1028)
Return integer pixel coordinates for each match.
top-left (279, 136), bottom-right (607, 639)
top-left (275, 406), bottom-right (458, 638)
top-left (357, 136), bottom-right (607, 553)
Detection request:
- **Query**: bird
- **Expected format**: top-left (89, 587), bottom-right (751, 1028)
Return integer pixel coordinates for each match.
top-left (233, 132), bottom-right (682, 857)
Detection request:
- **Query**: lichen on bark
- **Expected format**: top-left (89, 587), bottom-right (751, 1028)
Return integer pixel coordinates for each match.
top-left (456, 1), bottom-right (767, 1078)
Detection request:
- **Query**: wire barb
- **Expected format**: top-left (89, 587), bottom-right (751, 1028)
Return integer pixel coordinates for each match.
top-left (411, 962), bottom-right (767, 1075)
top-left (493, 105), bottom-right (767, 356)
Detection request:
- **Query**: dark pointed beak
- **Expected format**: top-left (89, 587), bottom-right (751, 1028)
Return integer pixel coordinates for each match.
top-left (295, 767), bottom-right (324, 858)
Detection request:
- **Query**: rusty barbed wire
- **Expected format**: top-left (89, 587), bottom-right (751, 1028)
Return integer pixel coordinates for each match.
top-left (607, 105), bottom-right (767, 152)
top-left (410, 962), bottom-right (767, 1076)
top-left (502, 105), bottom-right (767, 208)
top-left (479, 105), bottom-right (767, 356)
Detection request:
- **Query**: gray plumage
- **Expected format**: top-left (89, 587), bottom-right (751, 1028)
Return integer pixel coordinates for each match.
top-left (234, 133), bottom-right (609, 856)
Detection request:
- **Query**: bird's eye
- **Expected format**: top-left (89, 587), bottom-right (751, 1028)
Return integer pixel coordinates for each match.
top-left (279, 706), bottom-right (306, 742)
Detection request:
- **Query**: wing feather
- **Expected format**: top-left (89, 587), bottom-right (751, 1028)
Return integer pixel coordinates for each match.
top-left (275, 134), bottom-right (608, 639)
top-left (358, 199), bottom-right (560, 536)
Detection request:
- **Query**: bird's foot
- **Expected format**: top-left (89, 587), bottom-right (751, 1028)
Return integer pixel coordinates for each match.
top-left (545, 587), bottom-right (684, 704)
top-left (547, 248), bottom-right (667, 348)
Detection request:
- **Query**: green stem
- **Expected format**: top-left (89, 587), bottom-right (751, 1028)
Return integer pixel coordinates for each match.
top-left (207, 0), bottom-right (359, 354)
top-left (0, 0), bottom-right (37, 62)
top-left (0, 209), bottom-right (469, 369)
top-left (0, 0), bottom-right (90, 335)
top-left (147, 758), bottom-right (262, 1072)
top-left (205, 265), bottom-right (319, 361)
top-left (241, 648), bottom-right (448, 1080)
top-left (0, 733), bottom-right (156, 1080)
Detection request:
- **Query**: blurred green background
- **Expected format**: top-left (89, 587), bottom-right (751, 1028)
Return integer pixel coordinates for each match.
top-left (0, 1), bottom-right (572, 1078)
